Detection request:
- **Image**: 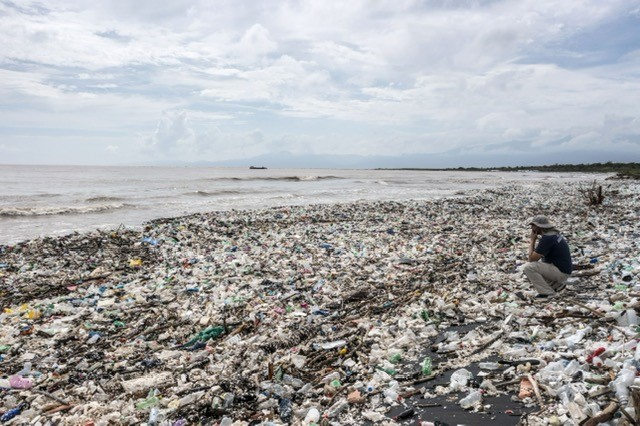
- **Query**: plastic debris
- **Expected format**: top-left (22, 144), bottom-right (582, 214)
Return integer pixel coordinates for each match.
top-left (0, 177), bottom-right (638, 424)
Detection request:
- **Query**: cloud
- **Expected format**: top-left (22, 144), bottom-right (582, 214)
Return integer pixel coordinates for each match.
top-left (143, 111), bottom-right (194, 154)
top-left (0, 0), bottom-right (639, 166)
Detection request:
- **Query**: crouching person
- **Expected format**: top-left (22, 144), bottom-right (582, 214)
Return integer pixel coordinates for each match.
top-left (524, 215), bottom-right (572, 299)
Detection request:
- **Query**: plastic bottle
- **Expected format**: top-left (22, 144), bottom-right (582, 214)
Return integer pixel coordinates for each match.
top-left (148, 407), bottom-right (160, 425)
top-left (278, 397), bottom-right (292, 422)
top-left (623, 310), bottom-right (639, 326)
top-left (564, 360), bottom-right (581, 376)
top-left (478, 362), bottom-right (500, 370)
top-left (326, 400), bottom-right (348, 418)
top-left (538, 361), bottom-right (565, 383)
top-left (450, 368), bottom-right (473, 390)
top-left (459, 390), bottom-right (482, 409)
top-left (389, 353), bottom-right (402, 364)
top-left (297, 383), bottom-right (313, 394)
top-left (564, 326), bottom-right (592, 347)
top-left (282, 374), bottom-right (304, 388)
top-left (422, 357), bottom-right (433, 375)
top-left (18, 362), bottom-right (32, 375)
top-left (437, 342), bottom-right (460, 353)
top-left (501, 346), bottom-right (528, 358)
top-left (304, 407), bottom-right (320, 424)
top-left (612, 367), bottom-right (636, 406)
top-left (380, 380), bottom-right (399, 403)
top-left (376, 365), bottom-right (397, 376)
top-left (322, 371), bottom-right (341, 383)
top-left (586, 347), bottom-right (606, 364)
top-left (0, 404), bottom-right (26, 422)
top-left (383, 388), bottom-right (399, 403)
top-left (136, 389), bottom-right (160, 409)
top-left (87, 332), bottom-right (101, 344)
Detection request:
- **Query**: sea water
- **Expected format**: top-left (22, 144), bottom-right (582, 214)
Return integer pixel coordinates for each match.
top-left (0, 165), bottom-right (602, 244)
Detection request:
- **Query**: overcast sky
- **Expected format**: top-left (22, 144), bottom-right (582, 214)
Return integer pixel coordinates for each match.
top-left (1, 0), bottom-right (640, 168)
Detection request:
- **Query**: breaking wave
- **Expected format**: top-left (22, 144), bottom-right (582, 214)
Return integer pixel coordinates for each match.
top-left (0, 203), bottom-right (131, 217)
top-left (85, 196), bottom-right (125, 202)
top-left (190, 190), bottom-right (243, 197)
top-left (204, 175), bottom-right (344, 182)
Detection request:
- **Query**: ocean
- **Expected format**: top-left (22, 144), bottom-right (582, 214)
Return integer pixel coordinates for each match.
top-left (0, 165), bottom-right (603, 244)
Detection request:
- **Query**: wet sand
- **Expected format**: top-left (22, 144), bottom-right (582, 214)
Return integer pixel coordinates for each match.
top-left (0, 178), bottom-right (639, 424)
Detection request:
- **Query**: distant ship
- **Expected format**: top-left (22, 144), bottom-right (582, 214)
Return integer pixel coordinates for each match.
top-left (249, 166), bottom-right (267, 169)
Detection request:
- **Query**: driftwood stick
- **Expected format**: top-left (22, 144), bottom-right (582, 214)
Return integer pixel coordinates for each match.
top-left (408, 374), bottom-right (437, 386)
top-left (527, 373), bottom-right (544, 406)
top-left (584, 401), bottom-right (619, 426)
top-left (570, 299), bottom-right (605, 317)
top-left (618, 407), bottom-right (638, 426)
top-left (31, 388), bottom-right (71, 405)
top-left (43, 404), bottom-right (74, 415)
top-left (468, 330), bottom-right (504, 357)
top-left (495, 376), bottom-right (527, 388)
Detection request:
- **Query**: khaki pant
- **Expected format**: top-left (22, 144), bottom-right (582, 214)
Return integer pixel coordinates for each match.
top-left (523, 261), bottom-right (569, 295)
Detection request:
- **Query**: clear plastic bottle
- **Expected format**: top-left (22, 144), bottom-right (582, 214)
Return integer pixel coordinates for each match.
top-left (450, 368), bottom-right (473, 390)
top-left (478, 362), bottom-right (500, 370)
top-left (282, 374), bottom-right (304, 388)
top-left (87, 333), bottom-right (100, 344)
top-left (383, 388), bottom-right (399, 403)
top-left (459, 390), bottom-right (482, 409)
top-left (563, 360), bottom-right (581, 376)
top-left (612, 367), bottom-right (636, 406)
top-left (564, 326), bottom-right (592, 347)
top-left (148, 407), bottom-right (160, 425)
top-left (326, 400), bottom-right (348, 418)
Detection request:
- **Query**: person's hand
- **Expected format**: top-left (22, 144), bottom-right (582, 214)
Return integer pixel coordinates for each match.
top-left (530, 230), bottom-right (538, 241)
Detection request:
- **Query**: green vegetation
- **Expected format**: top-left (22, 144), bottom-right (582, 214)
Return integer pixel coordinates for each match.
top-left (381, 162), bottom-right (640, 179)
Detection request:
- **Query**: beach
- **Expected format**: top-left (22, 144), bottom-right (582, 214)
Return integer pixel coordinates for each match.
top-left (1, 177), bottom-right (639, 425)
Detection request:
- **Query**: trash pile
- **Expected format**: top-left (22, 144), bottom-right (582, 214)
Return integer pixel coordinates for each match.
top-left (0, 178), bottom-right (639, 425)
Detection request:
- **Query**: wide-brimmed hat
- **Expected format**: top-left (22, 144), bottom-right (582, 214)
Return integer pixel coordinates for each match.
top-left (528, 215), bottom-right (555, 229)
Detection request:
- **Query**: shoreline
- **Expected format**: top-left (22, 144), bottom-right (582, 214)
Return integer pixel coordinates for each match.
top-left (0, 167), bottom-right (615, 246)
top-left (1, 180), bottom-right (639, 424)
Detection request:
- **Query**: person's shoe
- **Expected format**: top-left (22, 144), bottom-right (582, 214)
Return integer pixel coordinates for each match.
top-left (535, 293), bottom-right (553, 299)
top-left (554, 282), bottom-right (567, 293)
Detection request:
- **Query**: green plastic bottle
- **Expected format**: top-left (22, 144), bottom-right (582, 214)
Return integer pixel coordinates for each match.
top-left (421, 357), bottom-right (432, 375)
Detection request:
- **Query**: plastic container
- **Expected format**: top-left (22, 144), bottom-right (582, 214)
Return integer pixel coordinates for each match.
top-left (612, 367), bottom-right (636, 406)
top-left (326, 400), bottom-right (348, 418)
top-left (478, 362), bottom-right (500, 370)
top-left (459, 390), bottom-right (482, 409)
top-left (304, 407), bottom-right (320, 424)
top-left (450, 368), bottom-right (473, 390)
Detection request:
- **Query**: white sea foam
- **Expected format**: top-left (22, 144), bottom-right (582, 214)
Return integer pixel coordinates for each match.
top-left (0, 203), bottom-right (128, 217)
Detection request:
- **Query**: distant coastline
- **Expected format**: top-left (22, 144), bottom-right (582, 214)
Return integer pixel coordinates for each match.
top-left (375, 162), bottom-right (640, 179)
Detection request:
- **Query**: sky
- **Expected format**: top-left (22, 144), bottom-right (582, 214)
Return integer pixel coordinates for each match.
top-left (1, 0), bottom-right (640, 168)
